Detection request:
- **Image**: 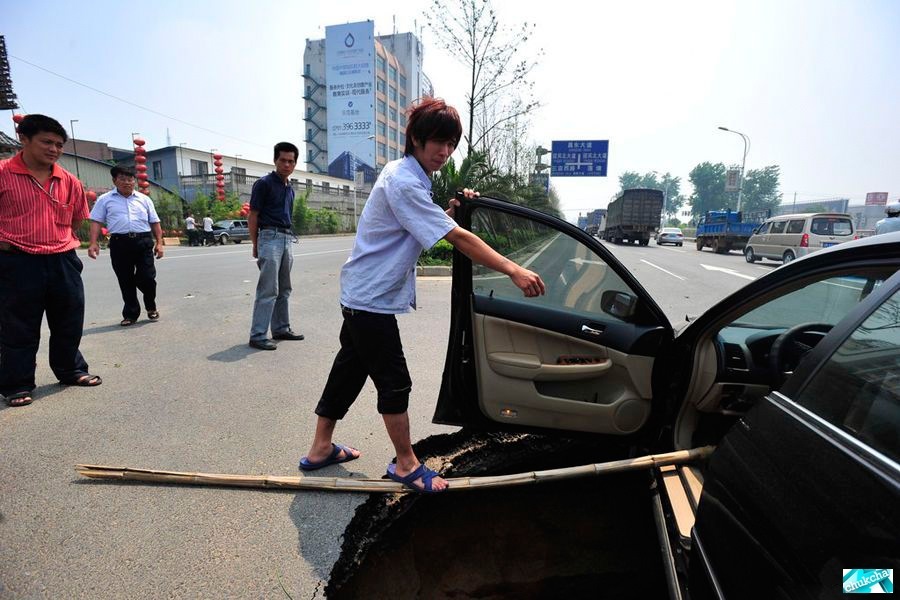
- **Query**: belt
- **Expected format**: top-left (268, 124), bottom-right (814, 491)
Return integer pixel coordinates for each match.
top-left (259, 225), bottom-right (293, 234)
top-left (110, 232), bottom-right (152, 239)
top-left (0, 241), bottom-right (26, 254)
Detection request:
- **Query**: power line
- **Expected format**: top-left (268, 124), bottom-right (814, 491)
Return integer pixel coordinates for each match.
top-left (10, 54), bottom-right (269, 150)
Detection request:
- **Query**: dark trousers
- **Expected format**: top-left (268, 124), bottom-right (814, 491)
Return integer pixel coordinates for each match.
top-left (109, 235), bottom-right (157, 321)
top-left (315, 306), bottom-right (412, 418)
top-left (187, 229), bottom-right (199, 246)
top-left (0, 250), bottom-right (89, 395)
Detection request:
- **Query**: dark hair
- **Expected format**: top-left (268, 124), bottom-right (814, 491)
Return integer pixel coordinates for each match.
top-left (274, 142), bottom-right (299, 162)
top-left (110, 165), bottom-right (136, 179)
top-left (404, 97), bottom-right (462, 156)
top-left (17, 114), bottom-right (68, 143)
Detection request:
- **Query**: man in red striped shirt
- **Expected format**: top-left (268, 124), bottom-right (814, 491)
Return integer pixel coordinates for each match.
top-left (0, 114), bottom-right (102, 407)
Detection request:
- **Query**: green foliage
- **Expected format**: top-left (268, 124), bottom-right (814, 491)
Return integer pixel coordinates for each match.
top-left (192, 193), bottom-right (211, 220)
top-left (689, 162), bottom-right (728, 216)
top-left (739, 166), bottom-right (782, 215)
top-left (211, 192), bottom-right (241, 221)
top-left (310, 208), bottom-right (340, 234)
top-left (292, 188), bottom-right (311, 233)
top-left (418, 239), bottom-right (455, 265)
top-left (154, 191), bottom-right (186, 231)
top-left (666, 217), bottom-right (683, 228)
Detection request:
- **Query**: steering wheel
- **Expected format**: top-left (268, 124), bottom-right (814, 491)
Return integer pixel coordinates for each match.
top-left (769, 322), bottom-right (833, 386)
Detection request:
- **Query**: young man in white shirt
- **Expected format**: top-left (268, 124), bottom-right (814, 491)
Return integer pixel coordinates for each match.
top-left (300, 98), bottom-right (545, 493)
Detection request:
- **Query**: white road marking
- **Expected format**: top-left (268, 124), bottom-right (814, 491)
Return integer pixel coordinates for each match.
top-left (160, 248), bottom-right (352, 260)
top-left (569, 257), bottom-right (607, 266)
top-left (823, 281), bottom-right (864, 291)
top-left (639, 259), bottom-right (685, 280)
top-left (700, 264), bottom-right (757, 281)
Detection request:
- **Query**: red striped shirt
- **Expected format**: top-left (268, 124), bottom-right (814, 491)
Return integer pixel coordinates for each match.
top-left (0, 152), bottom-right (89, 254)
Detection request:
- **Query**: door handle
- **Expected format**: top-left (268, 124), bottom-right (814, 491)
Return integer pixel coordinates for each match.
top-left (581, 324), bottom-right (605, 337)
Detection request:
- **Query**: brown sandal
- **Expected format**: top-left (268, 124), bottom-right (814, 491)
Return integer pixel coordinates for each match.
top-left (120, 318), bottom-right (135, 326)
top-left (61, 374), bottom-right (102, 387)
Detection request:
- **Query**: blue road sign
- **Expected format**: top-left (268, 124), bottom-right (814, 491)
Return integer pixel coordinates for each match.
top-left (551, 140), bottom-right (609, 177)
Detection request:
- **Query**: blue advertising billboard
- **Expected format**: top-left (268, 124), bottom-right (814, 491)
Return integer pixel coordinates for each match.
top-left (551, 140), bottom-right (609, 177)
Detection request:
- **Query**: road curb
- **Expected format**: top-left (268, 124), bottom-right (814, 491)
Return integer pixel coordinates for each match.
top-left (417, 265), bottom-right (451, 277)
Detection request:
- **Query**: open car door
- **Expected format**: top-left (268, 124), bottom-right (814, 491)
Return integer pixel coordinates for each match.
top-left (434, 196), bottom-right (674, 436)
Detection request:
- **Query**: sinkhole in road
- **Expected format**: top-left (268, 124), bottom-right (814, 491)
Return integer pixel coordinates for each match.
top-left (327, 431), bottom-right (666, 599)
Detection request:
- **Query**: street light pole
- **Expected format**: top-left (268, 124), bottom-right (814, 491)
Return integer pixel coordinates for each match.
top-left (178, 143), bottom-right (187, 200)
top-left (69, 119), bottom-right (80, 179)
top-left (718, 126), bottom-right (750, 213)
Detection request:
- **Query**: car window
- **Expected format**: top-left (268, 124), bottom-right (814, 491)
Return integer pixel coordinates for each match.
top-left (730, 274), bottom-right (886, 330)
top-left (786, 220), bottom-right (805, 234)
top-left (794, 287), bottom-right (900, 463)
top-left (470, 206), bottom-right (639, 323)
top-left (811, 217), bottom-right (853, 236)
top-left (756, 223), bottom-right (771, 235)
top-left (770, 221), bottom-right (787, 234)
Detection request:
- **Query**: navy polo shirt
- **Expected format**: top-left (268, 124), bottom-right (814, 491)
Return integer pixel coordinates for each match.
top-left (250, 172), bottom-right (294, 228)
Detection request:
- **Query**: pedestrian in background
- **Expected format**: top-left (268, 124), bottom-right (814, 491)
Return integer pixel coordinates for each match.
top-left (0, 114), bottom-right (101, 407)
top-left (247, 142), bottom-right (304, 350)
top-left (88, 166), bottom-right (164, 326)
top-left (202, 214), bottom-right (214, 246)
top-left (299, 98), bottom-right (544, 493)
top-left (875, 203), bottom-right (900, 235)
top-left (185, 212), bottom-right (199, 246)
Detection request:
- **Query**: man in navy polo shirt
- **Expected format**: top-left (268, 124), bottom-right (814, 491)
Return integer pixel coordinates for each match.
top-left (248, 141), bottom-right (304, 350)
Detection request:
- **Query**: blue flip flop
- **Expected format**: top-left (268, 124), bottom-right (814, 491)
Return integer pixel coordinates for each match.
top-left (298, 443), bottom-right (359, 471)
top-left (386, 463), bottom-right (448, 494)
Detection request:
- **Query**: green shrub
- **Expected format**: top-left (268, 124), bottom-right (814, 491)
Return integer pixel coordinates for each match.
top-left (419, 239), bottom-right (454, 265)
top-left (310, 208), bottom-right (340, 234)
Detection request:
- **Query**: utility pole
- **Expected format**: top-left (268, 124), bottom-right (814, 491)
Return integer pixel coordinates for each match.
top-left (69, 119), bottom-right (80, 179)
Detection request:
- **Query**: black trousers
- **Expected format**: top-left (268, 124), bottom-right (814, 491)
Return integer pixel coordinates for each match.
top-left (0, 250), bottom-right (89, 395)
top-left (109, 235), bottom-right (157, 320)
top-left (186, 229), bottom-right (199, 246)
top-left (315, 306), bottom-right (413, 418)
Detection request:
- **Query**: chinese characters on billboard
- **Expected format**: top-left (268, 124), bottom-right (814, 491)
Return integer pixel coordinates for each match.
top-left (325, 22), bottom-right (376, 183)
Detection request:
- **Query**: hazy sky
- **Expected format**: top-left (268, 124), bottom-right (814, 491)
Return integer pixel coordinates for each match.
top-left (3, 0), bottom-right (898, 220)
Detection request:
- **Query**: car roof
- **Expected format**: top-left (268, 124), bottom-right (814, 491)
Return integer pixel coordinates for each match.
top-left (767, 212), bottom-right (852, 220)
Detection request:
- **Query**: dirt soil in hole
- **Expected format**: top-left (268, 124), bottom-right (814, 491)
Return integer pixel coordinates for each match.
top-left (327, 431), bottom-right (666, 599)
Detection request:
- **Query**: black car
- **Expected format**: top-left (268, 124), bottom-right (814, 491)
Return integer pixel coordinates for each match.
top-left (435, 196), bottom-right (899, 599)
top-left (212, 219), bottom-right (250, 244)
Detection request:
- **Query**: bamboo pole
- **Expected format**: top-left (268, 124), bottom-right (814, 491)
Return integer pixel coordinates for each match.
top-left (76, 446), bottom-right (714, 494)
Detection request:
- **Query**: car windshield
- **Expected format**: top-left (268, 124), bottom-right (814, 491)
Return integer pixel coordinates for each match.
top-left (811, 217), bottom-right (853, 236)
top-left (728, 272), bottom-right (891, 330)
top-left (214, 221), bottom-right (232, 228)
top-left (661, 228), bottom-right (681, 234)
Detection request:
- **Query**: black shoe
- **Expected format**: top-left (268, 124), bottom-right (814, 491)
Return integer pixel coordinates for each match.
top-left (273, 330), bottom-right (305, 341)
top-left (249, 339), bottom-right (277, 350)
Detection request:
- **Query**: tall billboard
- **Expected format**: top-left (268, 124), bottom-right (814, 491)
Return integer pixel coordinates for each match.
top-left (325, 22), bottom-right (376, 183)
top-left (865, 192), bottom-right (889, 206)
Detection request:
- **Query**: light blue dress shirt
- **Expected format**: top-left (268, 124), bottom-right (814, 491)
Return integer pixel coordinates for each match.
top-left (340, 155), bottom-right (457, 314)
top-left (89, 189), bottom-right (160, 234)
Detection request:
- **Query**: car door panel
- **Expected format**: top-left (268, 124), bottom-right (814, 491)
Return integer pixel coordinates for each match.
top-left (435, 196), bottom-right (673, 436)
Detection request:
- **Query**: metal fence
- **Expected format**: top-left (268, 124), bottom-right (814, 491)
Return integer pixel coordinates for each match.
top-left (179, 173), bottom-right (369, 231)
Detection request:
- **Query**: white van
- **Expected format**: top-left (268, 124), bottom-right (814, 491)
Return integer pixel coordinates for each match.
top-left (744, 213), bottom-right (855, 263)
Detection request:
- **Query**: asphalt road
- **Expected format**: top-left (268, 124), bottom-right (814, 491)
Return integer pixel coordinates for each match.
top-left (0, 234), bottom-right (775, 598)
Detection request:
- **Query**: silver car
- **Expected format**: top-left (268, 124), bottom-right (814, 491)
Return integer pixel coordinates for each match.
top-left (212, 219), bottom-right (250, 244)
top-left (656, 227), bottom-right (684, 246)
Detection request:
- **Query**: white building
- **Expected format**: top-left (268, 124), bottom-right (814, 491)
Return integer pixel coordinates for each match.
top-left (303, 21), bottom-right (433, 178)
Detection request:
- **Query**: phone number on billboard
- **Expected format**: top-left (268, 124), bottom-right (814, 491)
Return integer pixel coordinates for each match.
top-left (341, 122), bottom-right (370, 131)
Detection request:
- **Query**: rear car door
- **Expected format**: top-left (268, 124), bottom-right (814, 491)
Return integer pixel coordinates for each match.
top-left (434, 197), bottom-right (673, 437)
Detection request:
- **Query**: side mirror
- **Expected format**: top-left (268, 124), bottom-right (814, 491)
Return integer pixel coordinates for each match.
top-left (601, 290), bottom-right (637, 320)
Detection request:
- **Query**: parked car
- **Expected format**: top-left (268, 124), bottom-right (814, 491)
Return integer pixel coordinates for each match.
top-left (744, 212), bottom-right (855, 264)
top-left (434, 195), bottom-right (900, 599)
top-left (656, 227), bottom-right (684, 246)
top-left (212, 219), bottom-right (250, 244)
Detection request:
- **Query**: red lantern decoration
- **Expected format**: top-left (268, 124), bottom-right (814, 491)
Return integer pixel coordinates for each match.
top-left (137, 172), bottom-right (149, 181)
top-left (215, 167), bottom-right (224, 174)
top-left (136, 164), bottom-right (148, 172)
top-left (133, 138), bottom-right (146, 146)
top-left (213, 153), bottom-right (223, 160)
top-left (134, 155), bottom-right (147, 164)
top-left (134, 146), bottom-right (146, 155)
top-left (12, 114), bottom-right (25, 124)
top-left (86, 190), bottom-right (97, 203)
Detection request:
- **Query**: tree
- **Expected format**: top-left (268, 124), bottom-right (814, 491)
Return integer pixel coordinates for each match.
top-left (425, 0), bottom-right (541, 156)
top-left (739, 165), bottom-right (782, 216)
top-left (192, 193), bottom-right (210, 221)
top-left (431, 151), bottom-right (497, 209)
top-left (211, 192), bottom-right (241, 222)
top-left (292, 188), bottom-right (311, 234)
top-left (689, 162), bottom-right (728, 216)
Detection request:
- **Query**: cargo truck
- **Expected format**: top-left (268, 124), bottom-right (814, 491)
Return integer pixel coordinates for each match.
top-left (694, 210), bottom-right (759, 254)
top-left (602, 188), bottom-right (664, 245)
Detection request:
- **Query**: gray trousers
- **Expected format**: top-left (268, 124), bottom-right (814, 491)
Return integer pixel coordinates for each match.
top-left (249, 230), bottom-right (293, 341)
